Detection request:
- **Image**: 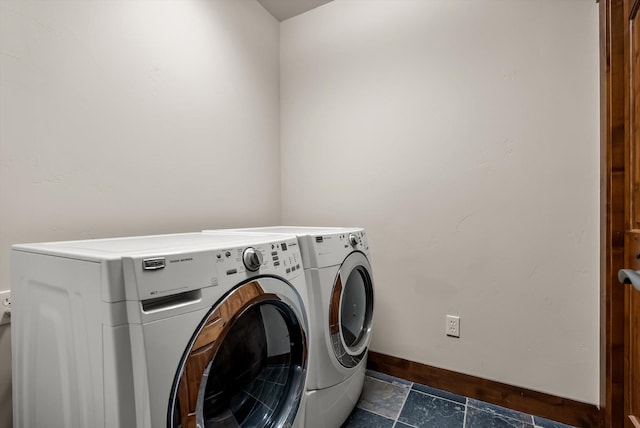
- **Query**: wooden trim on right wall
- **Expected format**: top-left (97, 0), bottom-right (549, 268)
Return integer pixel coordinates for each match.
top-left (368, 351), bottom-right (600, 428)
top-left (599, 0), bottom-right (627, 426)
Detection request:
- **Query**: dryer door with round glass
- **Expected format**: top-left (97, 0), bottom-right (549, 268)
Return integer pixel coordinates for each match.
top-left (169, 278), bottom-right (307, 428)
top-left (329, 252), bottom-right (374, 368)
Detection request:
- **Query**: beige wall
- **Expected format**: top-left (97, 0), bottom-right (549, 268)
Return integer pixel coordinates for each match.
top-left (0, 0), bottom-right (280, 426)
top-left (281, 0), bottom-right (600, 404)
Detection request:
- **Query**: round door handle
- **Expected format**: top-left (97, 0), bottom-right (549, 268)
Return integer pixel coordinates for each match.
top-left (618, 269), bottom-right (640, 292)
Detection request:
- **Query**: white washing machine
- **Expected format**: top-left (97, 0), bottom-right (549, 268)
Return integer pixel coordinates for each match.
top-left (11, 232), bottom-right (310, 428)
top-left (203, 227), bottom-right (375, 428)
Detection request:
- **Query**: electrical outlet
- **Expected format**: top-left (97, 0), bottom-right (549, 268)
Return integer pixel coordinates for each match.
top-left (0, 290), bottom-right (11, 326)
top-left (446, 315), bottom-right (460, 338)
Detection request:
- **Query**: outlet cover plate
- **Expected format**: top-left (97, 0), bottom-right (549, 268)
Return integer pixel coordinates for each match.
top-left (446, 314), bottom-right (460, 338)
top-left (0, 290), bottom-right (11, 326)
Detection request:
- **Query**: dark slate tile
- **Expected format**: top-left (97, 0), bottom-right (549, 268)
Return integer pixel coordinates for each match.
top-left (273, 366), bottom-right (289, 385)
top-left (411, 383), bottom-right (466, 404)
top-left (263, 382), bottom-right (284, 410)
top-left (357, 376), bottom-right (411, 419)
top-left (393, 422), bottom-right (414, 428)
top-left (366, 370), bottom-right (413, 387)
top-left (341, 408), bottom-right (394, 428)
top-left (244, 378), bottom-right (266, 398)
top-left (241, 401), bottom-right (272, 427)
top-left (398, 390), bottom-right (465, 428)
top-left (229, 393), bottom-right (260, 423)
top-left (533, 416), bottom-right (576, 428)
top-left (468, 399), bottom-right (533, 424)
top-left (466, 406), bottom-right (534, 428)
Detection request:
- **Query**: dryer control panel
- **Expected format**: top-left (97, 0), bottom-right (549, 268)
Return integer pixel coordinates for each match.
top-left (301, 228), bottom-right (370, 268)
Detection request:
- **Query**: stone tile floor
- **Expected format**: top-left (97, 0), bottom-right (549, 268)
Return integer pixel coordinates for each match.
top-left (341, 371), bottom-right (576, 428)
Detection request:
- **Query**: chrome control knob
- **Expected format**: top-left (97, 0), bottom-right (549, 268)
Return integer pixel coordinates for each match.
top-left (243, 247), bottom-right (263, 272)
top-left (348, 233), bottom-right (358, 247)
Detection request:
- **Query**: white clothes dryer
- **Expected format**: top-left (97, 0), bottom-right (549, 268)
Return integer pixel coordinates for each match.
top-left (203, 227), bottom-right (375, 428)
top-left (11, 232), bottom-right (310, 428)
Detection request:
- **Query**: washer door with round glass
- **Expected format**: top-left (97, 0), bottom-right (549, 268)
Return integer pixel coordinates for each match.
top-left (329, 252), bottom-right (374, 368)
top-left (168, 278), bottom-right (307, 428)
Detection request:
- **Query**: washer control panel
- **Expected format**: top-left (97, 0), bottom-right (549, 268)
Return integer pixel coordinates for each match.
top-left (214, 237), bottom-right (302, 283)
top-left (128, 236), bottom-right (303, 301)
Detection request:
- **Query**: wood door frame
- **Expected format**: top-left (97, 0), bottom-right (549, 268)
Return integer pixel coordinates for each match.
top-left (600, 0), bottom-right (631, 426)
top-left (623, 0), bottom-right (640, 424)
